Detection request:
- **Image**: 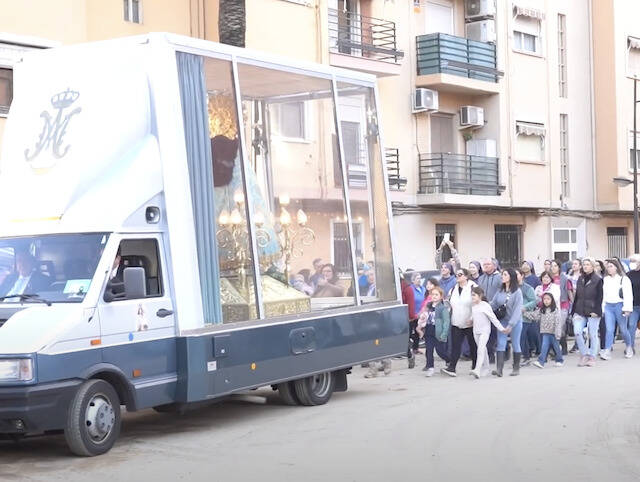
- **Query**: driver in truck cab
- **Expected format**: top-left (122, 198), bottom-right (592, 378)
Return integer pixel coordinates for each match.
top-left (0, 251), bottom-right (50, 300)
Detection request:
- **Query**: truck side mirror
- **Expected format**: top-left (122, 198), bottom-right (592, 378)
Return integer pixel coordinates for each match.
top-left (123, 267), bottom-right (147, 299)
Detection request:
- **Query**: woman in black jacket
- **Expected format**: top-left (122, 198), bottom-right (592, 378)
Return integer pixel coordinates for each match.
top-left (571, 257), bottom-right (603, 367)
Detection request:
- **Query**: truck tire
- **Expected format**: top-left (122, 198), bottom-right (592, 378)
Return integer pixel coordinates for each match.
top-left (64, 379), bottom-right (121, 456)
top-left (277, 381), bottom-right (300, 406)
top-left (293, 372), bottom-right (335, 406)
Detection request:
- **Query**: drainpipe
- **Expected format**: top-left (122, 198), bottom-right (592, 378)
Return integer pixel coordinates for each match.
top-left (588, 0), bottom-right (598, 213)
top-left (503, 0), bottom-right (514, 208)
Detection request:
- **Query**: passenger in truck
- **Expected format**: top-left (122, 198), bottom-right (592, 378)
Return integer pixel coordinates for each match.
top-left (0, 251), bottom-right (51, 299)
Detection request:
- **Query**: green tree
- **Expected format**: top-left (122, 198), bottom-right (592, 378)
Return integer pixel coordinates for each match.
top-left (218, 0), bottom-right (246, 48)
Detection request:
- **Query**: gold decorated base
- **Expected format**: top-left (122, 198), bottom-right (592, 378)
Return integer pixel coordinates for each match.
top-left (219, 275), bottom-right (311, 322)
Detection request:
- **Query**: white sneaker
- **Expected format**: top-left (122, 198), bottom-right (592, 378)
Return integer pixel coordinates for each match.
top-left (555, 361), bottom-right (564, 367)
top-left (625, 347), bottom-right (634, 359)
top-left (425, 368), bottom-right (435, 377)
top-left (600, 349), bottom-right (611, 361)
top-left (532, 361), bottom-right (544, 369)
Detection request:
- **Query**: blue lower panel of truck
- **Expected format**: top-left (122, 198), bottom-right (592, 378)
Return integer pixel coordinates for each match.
top-left (176, 304), bottom-right (408, 403)
top-left (0, 304), bottom-right (407, 434)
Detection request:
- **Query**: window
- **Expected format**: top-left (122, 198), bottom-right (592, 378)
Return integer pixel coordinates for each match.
top-left (560, 114), bottom-right (569, 198)
top-left (494, 225), bottom-right (522, 270)
top-left (106, 238), bottom-right (163, 300)
top-left (271, 102), bottom-right (306, 140)
top-left (515, 121), bottom-right (545, 162)
top-left (341, 120), bottom-right (367, 188)
top-left (435, 224), bottom-right (456, 265)
top-left (628, 37), bottom-right (640, 78)
top-left (552, 228), bottom-right (577, 264)
top-left (607, 227), bottom-right (628, 258)
top-left (332, 221), bottom-right (364, 275)
top-left (558, 14), bottom-right (567, 97)
top-left (0, 234), bottom-right (108, 304)
top-left (0, 68), bottom-right (13, 115)
top-left (629, 131), bottom-right (640, 170)
top-left (123, 0), bottom-right (142, 23)
top-left (513, 15), bottom-right (541, 54)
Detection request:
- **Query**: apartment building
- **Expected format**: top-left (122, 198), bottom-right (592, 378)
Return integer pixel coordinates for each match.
top-left (0, 0), bottom-right (638, 274)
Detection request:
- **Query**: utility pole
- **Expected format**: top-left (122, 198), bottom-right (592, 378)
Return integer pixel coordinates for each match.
top-left (634, 78), bottom-right (639, 253)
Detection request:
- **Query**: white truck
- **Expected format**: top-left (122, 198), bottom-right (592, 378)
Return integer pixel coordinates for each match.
top-left (0, 33), bottom-right (407, 456)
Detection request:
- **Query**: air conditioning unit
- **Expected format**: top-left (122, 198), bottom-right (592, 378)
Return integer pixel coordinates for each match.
top-left (465, 19), bottom-right (496, 43)
top-left (413, 88), bottom-right (439, 113)
top-left (466, 139), bottom-right (497, 157)
top-left (465, 0), bottom-right (496, 21)
top-left (460, 106), bottom-right (484, 127)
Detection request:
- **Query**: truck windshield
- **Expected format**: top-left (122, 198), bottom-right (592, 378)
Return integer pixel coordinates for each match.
top-left (0, 233), bottom-right (109, 304)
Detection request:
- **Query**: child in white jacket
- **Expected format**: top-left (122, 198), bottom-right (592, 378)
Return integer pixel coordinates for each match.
top-left (470, 286), bottom-right (507, 379)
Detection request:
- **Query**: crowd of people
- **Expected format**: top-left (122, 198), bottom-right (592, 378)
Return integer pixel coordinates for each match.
top-left (365, 238), bottom-right (640, 379)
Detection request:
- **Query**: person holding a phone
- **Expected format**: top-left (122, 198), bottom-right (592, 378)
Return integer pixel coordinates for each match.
top-left (571, 257), bottom-right (604, 367)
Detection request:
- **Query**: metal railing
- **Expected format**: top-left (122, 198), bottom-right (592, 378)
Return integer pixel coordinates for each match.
top-left (416, 33), bottom-right (499, 82)
top-left (328, 8), bottom-right (404, 63)
top-left (418, 153), bottom-right (501, 196)
top-left (385, 148), bottom-right (406, 191)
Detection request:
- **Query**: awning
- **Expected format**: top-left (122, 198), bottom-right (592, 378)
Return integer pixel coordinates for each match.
top-left (629, 37), bottom-right (640, 50)
top-left (513, 5), bottom-right (545, 20)
top-left (516, 121), bottom-right (546, 137)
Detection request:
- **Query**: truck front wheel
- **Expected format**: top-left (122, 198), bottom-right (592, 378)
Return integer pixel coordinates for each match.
top-left (65, 379), bottom-right (122, 456)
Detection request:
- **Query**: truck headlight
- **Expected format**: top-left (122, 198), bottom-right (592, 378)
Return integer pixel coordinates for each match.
top-left (0, 359), bottom-right (34, 381)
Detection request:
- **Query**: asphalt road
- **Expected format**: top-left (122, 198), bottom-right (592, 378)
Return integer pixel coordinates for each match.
top-left (1, 348), bottom-right (640, 482)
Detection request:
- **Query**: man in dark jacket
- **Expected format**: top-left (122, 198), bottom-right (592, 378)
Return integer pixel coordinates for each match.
top-left (0, 251), bottom-right (50, 299)
top-left (571, 257), bottom-right (603, 367)
top-left (626, 254), bottom-right (640, 354)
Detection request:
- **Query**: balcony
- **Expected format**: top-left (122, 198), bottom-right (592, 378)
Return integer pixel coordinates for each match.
top-left (328, 8), bottom-right (404, 77)
top-left (385, 148), bottom-right (406, 191)
top-left (416, 33), bottom-right (501, 94)
top-left (418, 153), bottom-right (504, 201)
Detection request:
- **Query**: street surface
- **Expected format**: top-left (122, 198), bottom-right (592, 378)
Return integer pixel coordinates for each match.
top-left (1, 348), bottom-right (640, 482)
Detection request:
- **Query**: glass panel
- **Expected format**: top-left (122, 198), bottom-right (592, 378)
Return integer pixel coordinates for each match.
top-left (123, 0), bottom-right (129, 21)
top-left (0, 233), bottom-right (108, 304)
top-left (203, 57), bottom-right (259, 323)
top-left (337, 82), bottom-right (396, 303)
top-left (523, 33), bottom-right (536, 53)
top-left (132, 0), bottom-right (140, 23)
top-left (237, 63), bottom-right (357, 313)
top-left (570, 229), bottom-right (577, 243)
top-left (0, 68), bottom-right (13, 111)
top-left (553, 229), bottom-right (570, 244)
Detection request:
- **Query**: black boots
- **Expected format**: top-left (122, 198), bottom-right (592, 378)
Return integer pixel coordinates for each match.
top-left (510, 353), bottom-right (521, 376)
top-left (492, 352), bottom-right (505, 377)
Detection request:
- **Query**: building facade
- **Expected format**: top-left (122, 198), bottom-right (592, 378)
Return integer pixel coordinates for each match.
top-left (0, 0), bottom-right (638, 274)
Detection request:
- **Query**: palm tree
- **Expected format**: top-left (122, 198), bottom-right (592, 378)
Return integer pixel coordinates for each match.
top-left (218, 0), bottom-right (246, 48)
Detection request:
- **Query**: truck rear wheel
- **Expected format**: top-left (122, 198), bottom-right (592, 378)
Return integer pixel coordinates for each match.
top-left (65, 379), bottom-right (121, 456)
top-left (277, 381), bottom-right (300, 405)
top-left (293, 372), bottom-right (335, 406)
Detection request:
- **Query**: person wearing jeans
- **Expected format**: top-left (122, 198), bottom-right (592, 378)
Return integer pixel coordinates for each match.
top-left (601, 259), bottom-right (633, 359)
top-left (531, 293), bottom-right (564, 368)
top-left (571, 257), bottom-right (603, 367)
top-left (418, 286), bottom-right (450, 377)
top-left (625, 254), bottom-right (640, 353)
top-left (489, 268), bottom-right (524, 377)
top-left (517, 268), bottom-right (537, 365)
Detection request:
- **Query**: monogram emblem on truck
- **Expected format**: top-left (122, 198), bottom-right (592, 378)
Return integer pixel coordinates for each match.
top-left (24, 88), bottom-right (82, 166)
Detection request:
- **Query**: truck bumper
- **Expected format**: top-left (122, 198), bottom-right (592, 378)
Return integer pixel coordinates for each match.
top-left (0, 379), bottom-right (82, 434)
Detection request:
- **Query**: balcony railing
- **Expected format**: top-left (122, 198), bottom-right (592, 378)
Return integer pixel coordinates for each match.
top-left (328, 8), bottom-right (404, 63)
top-left (385, 148), bottom-right (406, 191)
top-left (419, 153), bottom-right (502, 196)
top-left (416, 33), bottom-right (499, 82)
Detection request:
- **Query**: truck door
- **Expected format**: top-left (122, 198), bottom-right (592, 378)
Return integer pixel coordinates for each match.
top-left (97, 236), bottom-right (177, 387)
